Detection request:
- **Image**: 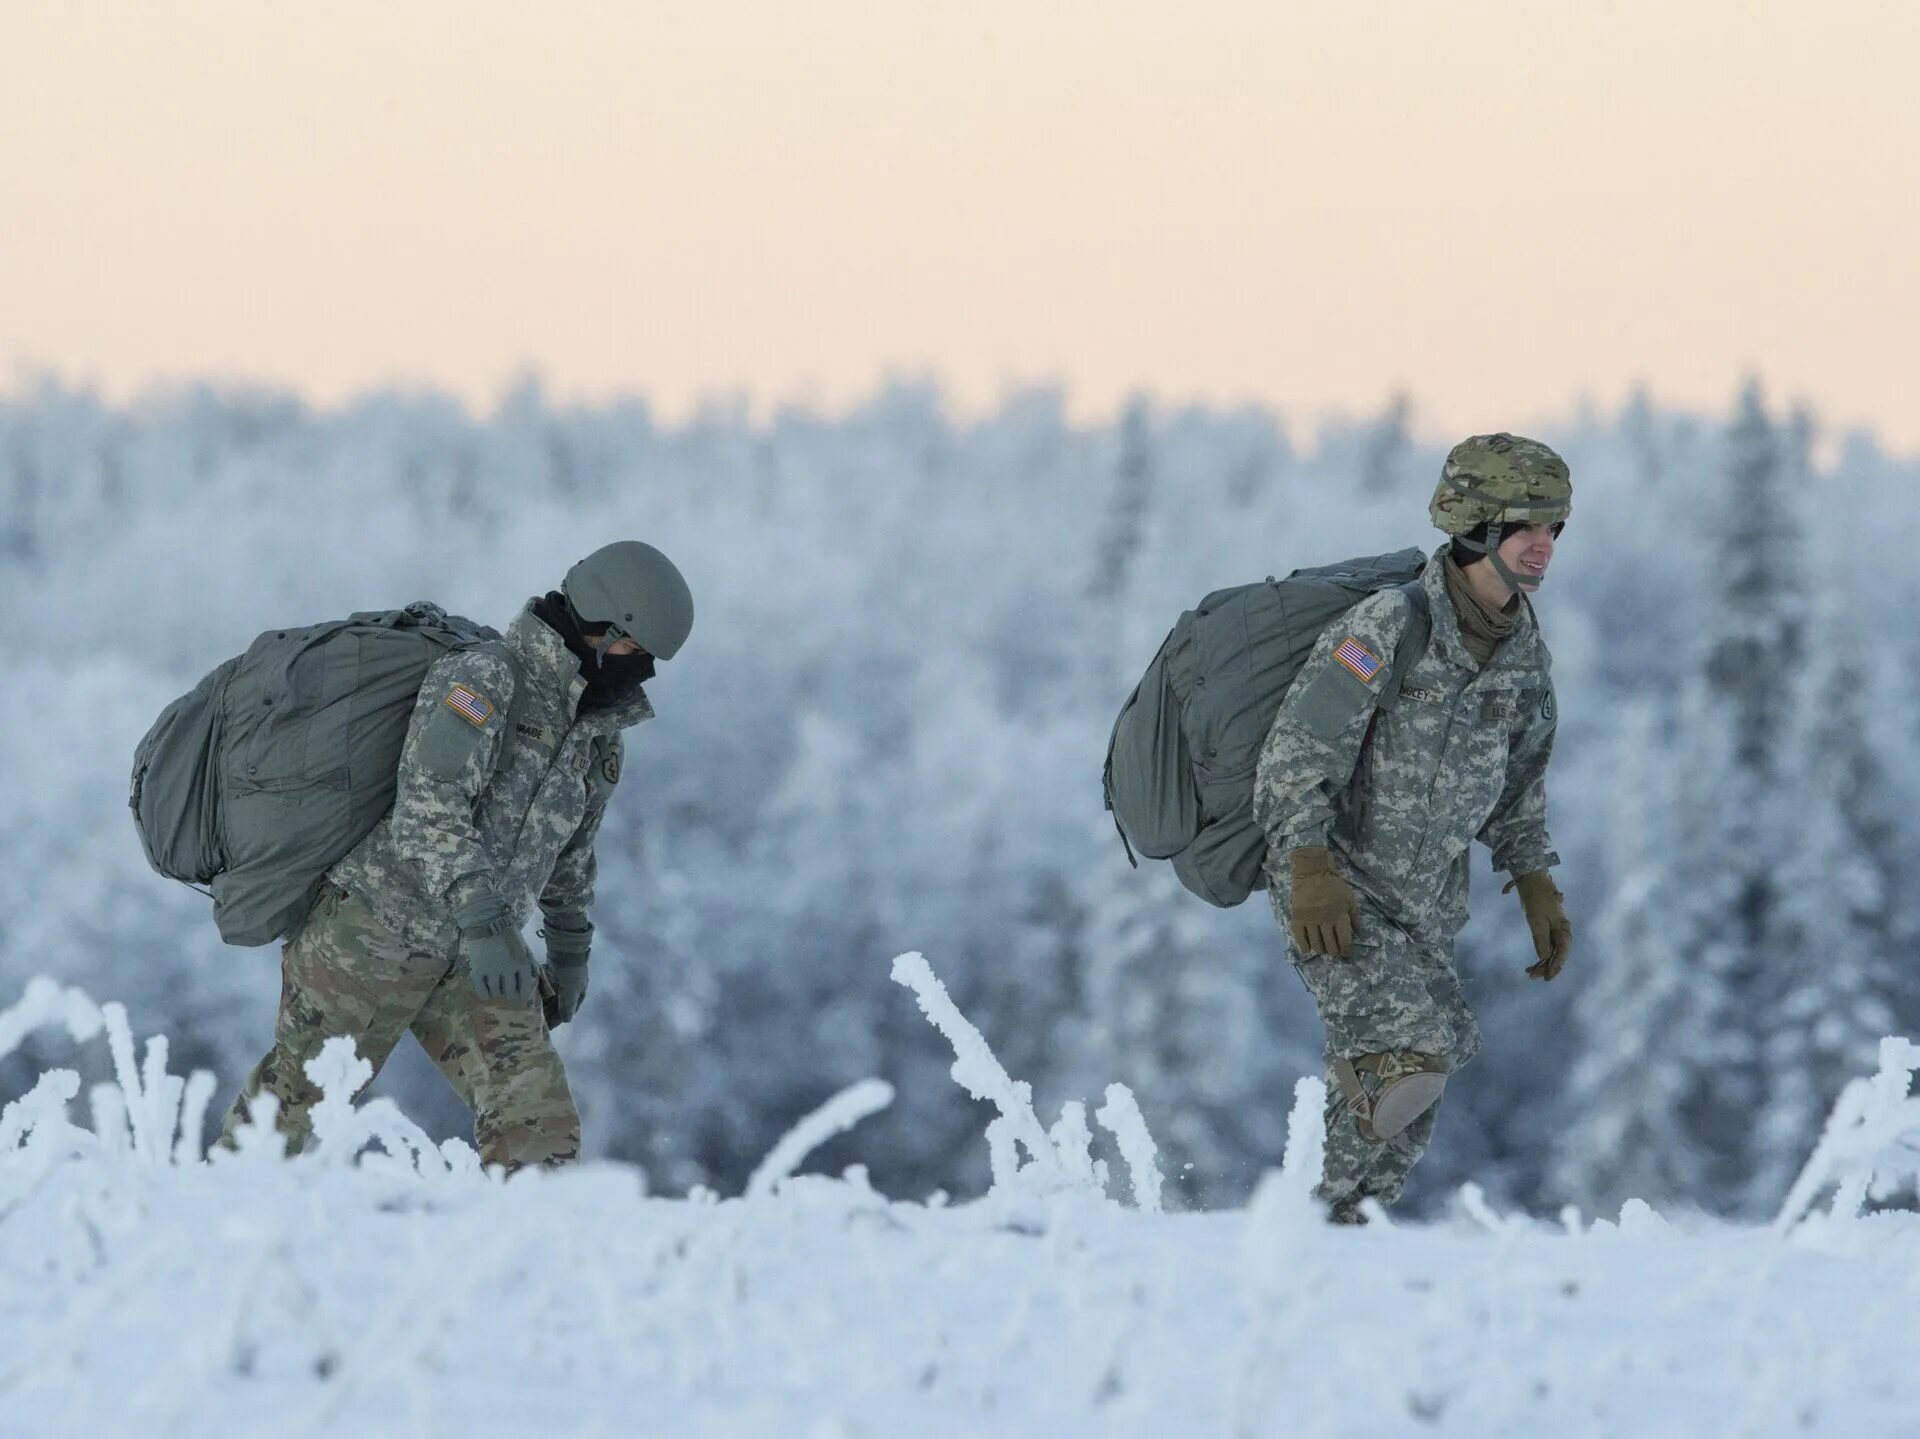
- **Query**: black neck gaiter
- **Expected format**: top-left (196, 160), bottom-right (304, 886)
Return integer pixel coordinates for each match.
top-left (532, 592), bottom-right (654, 711)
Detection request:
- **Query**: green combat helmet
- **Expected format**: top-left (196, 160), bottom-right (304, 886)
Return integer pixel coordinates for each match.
top-left (1429, 433), bottom-right (1572, 592)
top-left (563, 541), bottom-right (695, 661)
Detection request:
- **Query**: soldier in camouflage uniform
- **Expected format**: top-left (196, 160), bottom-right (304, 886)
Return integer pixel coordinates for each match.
top-left (1254, 435), bottom-right (1576, 1223)
top-left (220, 541), bottom-right (694, 1169)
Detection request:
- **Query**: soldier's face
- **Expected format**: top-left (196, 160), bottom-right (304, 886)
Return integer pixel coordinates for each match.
top-left (1497, 523), bottom-right (1558, 588)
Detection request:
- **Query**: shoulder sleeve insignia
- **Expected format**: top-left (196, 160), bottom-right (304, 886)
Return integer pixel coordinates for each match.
top-left (1332, 636), bottom-right (1385, 684)
top-left (603, 753), bottom-right (621, 784)
top-left (443, 684), bottom-right (495, 728)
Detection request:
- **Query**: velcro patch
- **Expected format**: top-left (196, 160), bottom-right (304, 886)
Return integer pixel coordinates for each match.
top-left (443, 684), bottom-right (494, 728)
top-left (1333, 636), bottom-right (1384, 684)
top-left (1291, 663), bottom-right (1374, 741)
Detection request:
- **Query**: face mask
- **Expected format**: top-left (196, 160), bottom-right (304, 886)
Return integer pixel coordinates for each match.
top-left (580, 647), bottom-right (654, 709)
top-left (535, 592), bottom-right (656, 704)
top-left (593, 649), bottom-right (655, 685)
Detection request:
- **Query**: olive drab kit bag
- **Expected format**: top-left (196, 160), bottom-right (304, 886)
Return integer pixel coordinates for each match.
top-left (1103, 549), bottom-right (1434, 908)
top-left (130, 603), bottom-right (519, 947)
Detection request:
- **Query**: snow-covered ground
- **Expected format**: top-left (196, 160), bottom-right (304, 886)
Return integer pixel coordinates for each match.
top-left (4, 959), bottom-right (1919, 1439)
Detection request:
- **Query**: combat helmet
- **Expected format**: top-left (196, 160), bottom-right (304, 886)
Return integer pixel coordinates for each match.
top-left (562, 541), bottom-right (695, 661)
top-left (1429, 433), bottom-right (1572, 592)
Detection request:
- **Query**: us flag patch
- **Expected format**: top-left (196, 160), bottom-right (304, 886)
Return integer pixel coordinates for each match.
top-left (443, 684), bottom-right (494, 727)
top-left (1333, 636), bottom-right (1384, 684)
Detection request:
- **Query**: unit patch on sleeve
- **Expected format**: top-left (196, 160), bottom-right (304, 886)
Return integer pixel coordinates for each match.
top-left (1332, 636), bottom-right (1384, 684)
top-left (443, 684), bottom-right (495, 728)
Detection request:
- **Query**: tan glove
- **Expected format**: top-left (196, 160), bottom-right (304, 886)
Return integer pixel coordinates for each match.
top-left (1289, 846), bottom-right (1360, 958)
top-left (1507, 871), bottom-right (1573, 980)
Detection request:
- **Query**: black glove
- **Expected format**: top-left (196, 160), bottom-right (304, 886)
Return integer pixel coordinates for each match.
top-left (540, 919), bottom-right (592, 1027)
top-left (453, 893), bottom-right (538, 1001)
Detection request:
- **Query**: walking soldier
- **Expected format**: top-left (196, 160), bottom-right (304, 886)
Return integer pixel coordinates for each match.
top-left (1255, 435), bottom-right (1575, 1222)
top-left (219, 541), bottom-right (693, 1168)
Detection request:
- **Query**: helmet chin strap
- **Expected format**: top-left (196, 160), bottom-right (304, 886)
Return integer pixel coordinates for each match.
top-left (586, 624), bottom-right (656, 684)
top-left (588, 619), bottom-right (639, 668)
top-left (1488, 547), bottom-right (1543, 594)
top-left (1460, 515), bottom-right (1547, 595)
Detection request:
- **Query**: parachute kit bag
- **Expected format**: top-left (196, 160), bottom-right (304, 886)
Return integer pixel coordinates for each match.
top-left (130, 602), bottom-right (517, 947)
top-left (1103, 549), bottom-right (1433, 908)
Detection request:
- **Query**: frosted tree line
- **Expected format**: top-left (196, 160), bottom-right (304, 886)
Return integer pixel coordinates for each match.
top-left (0, 374), bottom-right (1914, 1217)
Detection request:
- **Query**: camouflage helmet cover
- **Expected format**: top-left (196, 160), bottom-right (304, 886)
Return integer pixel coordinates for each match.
top-left (1429, 433), bottom-right (1572, 539)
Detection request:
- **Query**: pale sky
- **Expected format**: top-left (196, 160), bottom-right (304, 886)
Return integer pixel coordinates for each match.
top-left (2, 0), bottom-right (1916, 449)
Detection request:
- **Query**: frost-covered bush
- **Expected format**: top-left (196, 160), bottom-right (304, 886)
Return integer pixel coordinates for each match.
top-left (6, 973), bottom-right (1920, 1438)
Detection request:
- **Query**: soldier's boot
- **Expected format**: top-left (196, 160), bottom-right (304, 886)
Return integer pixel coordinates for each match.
top-left (1330, 1050), bottom-right (1449, 1144)
top-left (1326, 1195), bottom-right (1372, 1226)
top-left (219, 1052), bottom-right (323, 1154)
top-left (472, 1061), bottom-right (581, 1170)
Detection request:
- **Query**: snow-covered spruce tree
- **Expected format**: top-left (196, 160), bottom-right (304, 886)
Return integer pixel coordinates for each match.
top-left (1677, 381), bottom-right (1808, 1212)
top-left (1559, 382), bottom-right (1810, 1216)
top-left (1074, 849), bottom-right (1304, 1208)
top-left (1, 417), bottom-right (43, 563)
top-left (1747, 511), bottom-right (1903, 1206)
top-left (1067, 400), bottom-right (1309, 1206)
top-left (1087, 395), bottom-right (1154, 605)
top-left (1552, 700), bottom-right (1714, 1215)
top-left (1621, 384), bottom-right (1663, 490)
top-left (1220, 408), bottom-right (1286, 510)
top-left (1706, 382), bottom-right (1804, 781)
top-left (1902, 652), bottom-right (1920, 1034)
top-left (1357, 389), bottom-right (1413, 496)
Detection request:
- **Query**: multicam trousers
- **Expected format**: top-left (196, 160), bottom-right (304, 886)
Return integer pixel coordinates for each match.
top-left (1290, 904), bottom-right (1481, 1213)
top-left (219, 884), bottom-right (580, 1169)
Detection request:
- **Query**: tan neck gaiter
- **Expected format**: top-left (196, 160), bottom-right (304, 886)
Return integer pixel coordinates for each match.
top-left (1443, 554), bottom-right (1517, 667)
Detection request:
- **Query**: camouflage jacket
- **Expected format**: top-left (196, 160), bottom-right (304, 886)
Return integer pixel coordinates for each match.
top-left (1253, 548), bottom-right (1558, 943)
top-left (329, 604), bottom-right (653, 953)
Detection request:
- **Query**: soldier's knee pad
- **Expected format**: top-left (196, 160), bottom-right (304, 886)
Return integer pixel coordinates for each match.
top-left (1331, 1050), bottom-right (1449, 1142)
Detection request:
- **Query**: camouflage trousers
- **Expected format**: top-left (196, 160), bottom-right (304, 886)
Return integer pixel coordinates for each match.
top-left (1289, 905), bottom-right (1480, 1214)
top-left (219, 885), bottom-right (580, 1169)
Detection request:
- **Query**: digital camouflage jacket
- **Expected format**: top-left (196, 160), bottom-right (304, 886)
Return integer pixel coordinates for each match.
top-left (1253, 548), bottom-right (1558, 944)
top-left (329, 604), bottom-right (652, 952)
